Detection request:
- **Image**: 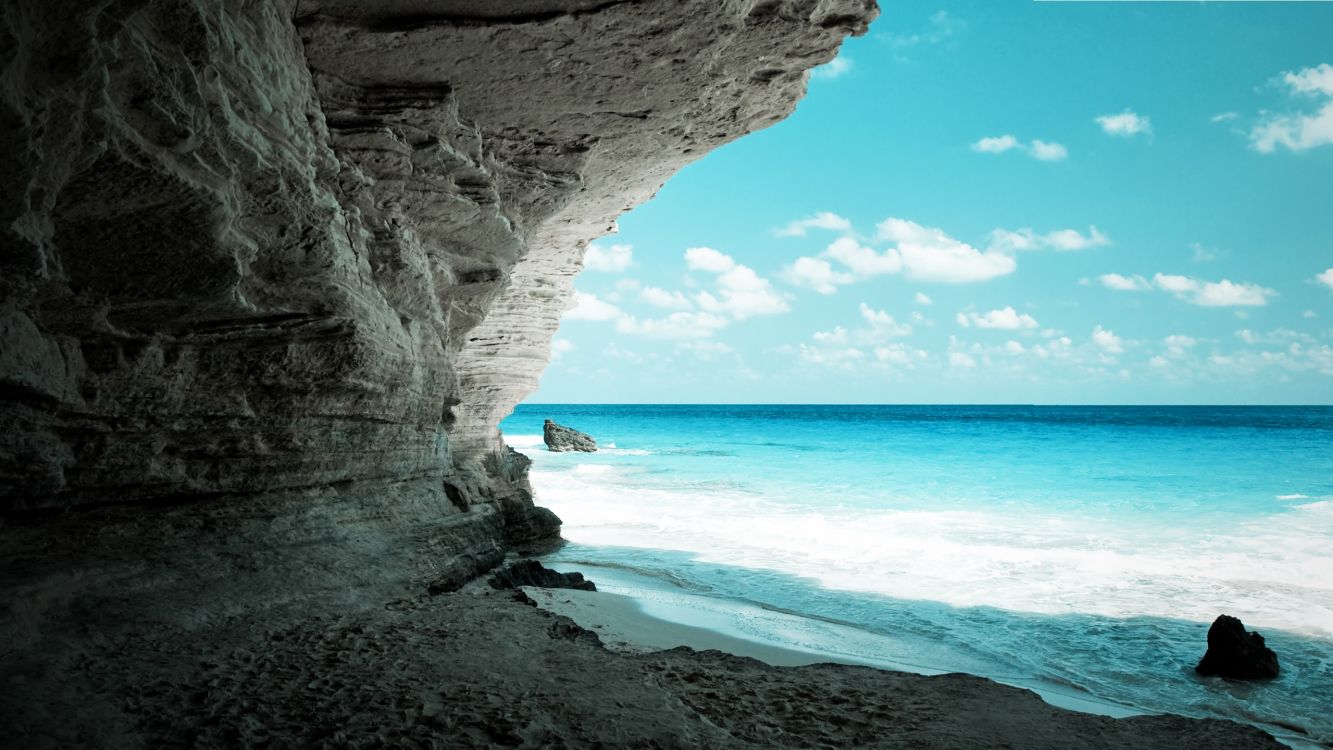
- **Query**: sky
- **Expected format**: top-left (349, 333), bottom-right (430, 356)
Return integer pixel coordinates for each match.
top-left (530, 0), bottom-right (1333, 405)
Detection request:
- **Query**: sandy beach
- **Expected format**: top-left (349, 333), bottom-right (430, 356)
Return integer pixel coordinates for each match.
top-left (1, 538), bottom-right (1288, 749)
top-left (523, 561), bottom-right (1326, 749)
top-left (522, 566), bottom-right (1147, 719)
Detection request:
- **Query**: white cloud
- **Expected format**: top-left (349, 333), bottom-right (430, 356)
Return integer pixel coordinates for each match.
top-left (798, 344), bottom-right (865, 367)
top-left (1044, 226), bottom-right (1110, 251)
top-left (811, 303), bottom-right (913, 349)
top-left (883, 10), bottom-right (964, 50)
top-left (695, 263), bottom-right (789, 319)
top-left (878, 218), bottom-right (1015, 283)
top-left (1237, 328), bottom-right (1315, 346)
top-left (1304, 309), bottom-right (1318, 319)
top-left (971, 135), bottom-right (1068, 161)
top-left (825, 236), bottom-right (903, 277)
top-left (1190, 242), bottom-right (1220, 263)
top-left (813, 326), bottom-right (849, 345)
top-left (859, 303), bottom-right (913, 338)
top-left (1163, 335), bottom-right (1196, 358)
top-left (774, 212), bottom-right (853, 238)
top-left (1096, 110), bottom-right (1152, 137)
top-left (1251, 102), bottom-right (1333, 153)
top-left (1251, 64), bottom-right (1333, 153)
top-left (782, 218), bottom-right (1108, 293)
top-left (551, 338), bottom-right (574, 358)
top-left (949, 351), bottom-right (977, 368)
top-left (684, 246), bottom-right (736, 273)
top-left (1151, 274), bottom-right (1196, 294)
top-left (564, 291), bottom-right (622, 321)
top-left (1092, 325), bottom-right (1124, 354)
top-left (874, 344), bottom-right (928, 366)
top-left (640, 286), bottom-right (693, 310)
top-left (1316, 267), bottom-right (1333, 290)
top-left (915, 292), bottom-right (933, 306)
top-left (1098, 273), bottom-right (1151, 291)
top-left (780, 234), bottom-right (904, 295)
top-left (1282, 63), bottom-right (1333, 97)
top-left (615, 311), bottom-right (729, 339)
top-left (811, 56), bottom-right (852, 80)
top-left (990, 226), bottom-right (1110, 253)
top-left (583, 243), bottom-right (633, 272)
top-left (972, 135), bottom-right (1019, 154)
top-left (958, 306), bottom-right (1039, 330)
top-left (677, 340), bottom-right (735, 357)
top-left (1152, 273), bottom-right (1276, 307)
top-left (578, 246), bottom-right (787, 339)
top-left (1206, 342), bottom-right (1333, 378)
top-left (1028, 140), bottom-right (1069, 161)
top-left (1211, 112), bottom-right (1239, 123)
top-left (1033, 336), bottom-right (1073, 361)
top-left (779, 257), bottom-right (856, 295)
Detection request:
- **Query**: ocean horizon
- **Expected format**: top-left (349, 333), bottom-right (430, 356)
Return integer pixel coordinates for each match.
top-left (503, 403), bottom-right (1333, 745)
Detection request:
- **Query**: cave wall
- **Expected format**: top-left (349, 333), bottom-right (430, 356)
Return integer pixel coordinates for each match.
top-left (1, 0), bottom-right (874, 577)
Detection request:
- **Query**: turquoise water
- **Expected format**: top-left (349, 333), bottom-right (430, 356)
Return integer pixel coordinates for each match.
top-left (500, 405), bottom-right (1333, 743)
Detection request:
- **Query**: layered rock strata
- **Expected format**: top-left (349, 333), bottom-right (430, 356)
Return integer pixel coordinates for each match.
top-left (0, 0), bottom-right (873, 581)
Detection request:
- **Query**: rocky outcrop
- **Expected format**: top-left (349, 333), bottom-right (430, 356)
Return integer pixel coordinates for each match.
top-left (1196, 615), bottom-right (1280, 679)
top-left (0, 0), bottom-right (872, 574)
top-left (489, 559), bottom-right (597, 591)
top-left (544, 419), bottom-right (598, 452)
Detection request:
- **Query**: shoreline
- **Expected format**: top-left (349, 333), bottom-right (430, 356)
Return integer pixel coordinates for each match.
top-left (531, 560), bottom-right (1320, 749)
top-left (529, 563), bottom-right (1145, 718)
top-left (0, 507), bottom-right (1291, 749)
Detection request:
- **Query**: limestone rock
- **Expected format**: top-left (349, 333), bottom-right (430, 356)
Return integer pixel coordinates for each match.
top-left (1195, 615), bottom-right (1280, 679)
top-left (489, 559), bottom-right (597, 591)
top-left (0, 5), bottom-right (874, 709)
top-left (544, 419), bottom-right (598, 452)
top-left (0, 1), bottom-right (874, 549)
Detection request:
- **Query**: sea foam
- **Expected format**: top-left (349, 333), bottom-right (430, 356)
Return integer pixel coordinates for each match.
top-left (503, 404), bottom-right (1333, 743)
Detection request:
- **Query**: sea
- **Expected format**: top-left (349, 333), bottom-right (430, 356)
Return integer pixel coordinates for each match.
top-left (500, 404), bottom-right (1333, 746)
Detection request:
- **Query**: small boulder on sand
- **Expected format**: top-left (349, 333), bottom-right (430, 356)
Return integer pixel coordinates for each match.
top-left (1196, 614), bottom-right (1280, 679)
top-left (489, 560), bottom-right (597, 591)
top-left (544, 419), bottom-right (597, 452)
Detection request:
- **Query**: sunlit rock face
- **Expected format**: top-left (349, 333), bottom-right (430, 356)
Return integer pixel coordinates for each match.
top-left (0, 0), bottom-right (872, 578)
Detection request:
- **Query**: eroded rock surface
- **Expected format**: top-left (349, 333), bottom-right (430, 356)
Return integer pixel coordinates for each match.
top-left (489, 559), bottom-right (597, 591)
top-left (1196, 615), bottom-right (1281, 679)
top-left (544, 419), bottom-right (597, 452)
top-left (0, 0), bottom-right (872, 571)
top-left (0, 4), bottom-right (1294, 747)
top-left (0, 1), bottom-right (874, 739)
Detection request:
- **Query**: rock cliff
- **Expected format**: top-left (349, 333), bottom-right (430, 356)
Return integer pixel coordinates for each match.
top-left (0, 6), bottom-right (1296, 748)
top-left (1, 0), bottom-right (873, 583)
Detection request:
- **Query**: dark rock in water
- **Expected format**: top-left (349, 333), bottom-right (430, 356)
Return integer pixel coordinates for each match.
top-left (544, 419), bottom-right (598, 452)
top-left (489, 560), bottom-right (596, 592)
top-left (1196, 614), bottom-right (1280, 679)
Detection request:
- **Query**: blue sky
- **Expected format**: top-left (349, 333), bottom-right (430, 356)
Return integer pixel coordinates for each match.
top-left (531, 0), bottom-right (1333, 404)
